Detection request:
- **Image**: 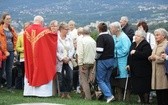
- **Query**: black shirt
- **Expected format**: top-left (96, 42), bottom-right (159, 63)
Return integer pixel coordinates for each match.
top-left (96, 32), bottom-right (115, 60)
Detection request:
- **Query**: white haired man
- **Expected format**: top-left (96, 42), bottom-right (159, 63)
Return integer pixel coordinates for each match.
top-left (23, 15), bottom-right (57, 97)
top-left (77, 26), bottom-right (96, 100)
top-left (120, 16), bottom-right (135, 42)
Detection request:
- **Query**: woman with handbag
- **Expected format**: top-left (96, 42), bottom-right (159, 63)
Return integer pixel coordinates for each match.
top-left (109, 22), bottom-right (131, 101)
top-left (57, 22), bottom-right (74, 99)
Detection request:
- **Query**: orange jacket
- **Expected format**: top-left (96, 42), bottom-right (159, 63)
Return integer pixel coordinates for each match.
top-left (0, 24), bottom-right (17, 59)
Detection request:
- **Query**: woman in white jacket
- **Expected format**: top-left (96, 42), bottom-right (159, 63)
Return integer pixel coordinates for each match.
top-left (57, 22), bottom-right (74, 99)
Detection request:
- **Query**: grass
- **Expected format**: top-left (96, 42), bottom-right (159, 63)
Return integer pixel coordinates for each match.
top-left (0, 88), bottom-right (157, 105)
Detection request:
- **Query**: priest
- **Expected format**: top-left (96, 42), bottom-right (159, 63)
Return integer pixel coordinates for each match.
top-left (23, 15), bottom-right (57, 97)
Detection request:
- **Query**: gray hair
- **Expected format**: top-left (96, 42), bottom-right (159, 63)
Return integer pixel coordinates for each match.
top-left (59, 21), bottom-right (68, 30)
top-left (154, 28), bottom-right (168, 38)
top-left (83, 26), bottom-right (91, 35)
top-left (33, 15), bottom-right (44, 24)
top-left (68, 20), bottom-right (75, 25)
top-left (49, 20), bottom-right (58, 27)
top-left (135, 29), bottom-right (147, 38)
top-left (120, 16), bottom-right (128, 22)
top-left (77, 27), bottom-right (84, 35)
top-left (109, 21), bottom-right (122, 31)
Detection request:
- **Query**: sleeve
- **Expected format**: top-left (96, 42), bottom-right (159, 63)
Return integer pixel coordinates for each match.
top-left (149, 33), bottom-right (156, 49)
top-left (133, 43), bottom-right (152, 60)
top-left (96, 35), bottom-right (104, 53)
top-left (16, 35), bottom-right (24, 53)
top-left (57, 52), bottom-right (64, 61)
top-left (96, 35), bottom-right (104, 59)
top-left (116, 37), bottom-right (131, 58)
top-left (0, 35), bottom-right (7, 57)
top-left (77, 40), bottom-right (84, 65)
top-left (12, 27), bottom-right (18, 51)
top-left (127, 43), bottom-right (134, 65)
top-left (68, 38), bottom-right (75, 59)
top-left (127, 28), bottom-right (134, 42)
top-left (57, 43), bottom-right (64, 61)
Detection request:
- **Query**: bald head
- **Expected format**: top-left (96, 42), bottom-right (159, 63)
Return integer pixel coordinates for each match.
top-left (33, 15), bottom-right (44, 25)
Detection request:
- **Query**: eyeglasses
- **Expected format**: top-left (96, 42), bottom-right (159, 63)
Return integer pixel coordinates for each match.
top-left (63, 28), bottom-right (69, 30)
top-left (51, 25), bottom-right (57, 27)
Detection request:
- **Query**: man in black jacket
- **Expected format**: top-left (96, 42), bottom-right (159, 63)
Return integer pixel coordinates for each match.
top-left (120, 16), bottom-right (135, 42)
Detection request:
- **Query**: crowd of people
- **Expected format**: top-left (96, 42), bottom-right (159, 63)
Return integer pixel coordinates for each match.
top-left (0, 13), bottom-right (168, 105)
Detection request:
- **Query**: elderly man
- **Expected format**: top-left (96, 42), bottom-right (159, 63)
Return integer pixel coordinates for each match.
top-left (120, 16), bottom-right (135, 42)
top-left (23, 15), bottom-right (57, 97)
top-left (77, 26), bottom-right (96, 100)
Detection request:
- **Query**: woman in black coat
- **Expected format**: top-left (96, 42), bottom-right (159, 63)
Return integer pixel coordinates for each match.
top-left (127, 30), bottom-right (152, 104)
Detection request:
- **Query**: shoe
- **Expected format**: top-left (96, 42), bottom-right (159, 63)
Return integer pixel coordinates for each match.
top-left (107, 95), bottom-right (115, 103)
top-left (76, 86), bottom-right (81, 93)
top-left (0, 85), bottom-right (3, 88)
top-left (61, 93), bottom-right (65, 98)
top-left (66, 93), bottom-right (71, 99)
top-left (6, 89), bottom-right (15, 93)
top-left (137, 98), bottom-right (141, 103)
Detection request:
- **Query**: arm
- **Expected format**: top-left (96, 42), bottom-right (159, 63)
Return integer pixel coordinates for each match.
top-left (0, 34), bottom-right (8, 57)
top-left (133, 44), bottom-right (152, 60)
top-left (116, 36), bottom-right (131, 58)
top-left (16, 35), bottom-right (24, 53)
top-left (68, 38), bottom-right (75, 59)
top-left (77, 40), bottom-right (84, 65)
top-left (57, 43), bottom-right (64, 61)
top-left (95, 36), bottom-right (104, 60)
top-left (148, 33), bottom-right (156, 49)
top-left (11, 27), bottom-right (18, 51)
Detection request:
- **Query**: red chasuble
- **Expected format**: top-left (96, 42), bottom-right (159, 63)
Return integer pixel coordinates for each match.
top-left (24, 24), bottom-right (57, 86)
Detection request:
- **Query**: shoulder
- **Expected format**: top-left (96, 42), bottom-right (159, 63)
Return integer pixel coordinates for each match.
top-left (0, 25), bottom-right (3, 33)
top-left (120, 32), bottom-right (131, 41)
top-left (141, 40), bottom-right (151, 47)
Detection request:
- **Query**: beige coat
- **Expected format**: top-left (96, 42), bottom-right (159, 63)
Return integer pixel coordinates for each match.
top-left (151, 39), bottom-right (168, 90)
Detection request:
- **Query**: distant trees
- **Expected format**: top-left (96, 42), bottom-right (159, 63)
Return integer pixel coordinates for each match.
top-left (149, 22), bottom-right (168, 33)
top-left (90, 22), bottom-right (168, 40)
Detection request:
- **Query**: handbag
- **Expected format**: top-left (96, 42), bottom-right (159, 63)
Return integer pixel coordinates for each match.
top-left (111, 49), bottom-right (120, 77)
top-left (111, 66), bottom-right (119, 77)
top-left (14, 53), bottom-right (21, 66)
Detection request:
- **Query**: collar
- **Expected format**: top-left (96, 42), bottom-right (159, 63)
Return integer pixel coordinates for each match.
top-left (99, 31), bottom-right (109, 35)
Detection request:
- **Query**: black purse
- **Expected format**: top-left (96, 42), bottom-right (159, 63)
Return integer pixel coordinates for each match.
top-left (111, 50), bottom-right (119, 77)
top-left (14, 53), bottom-right (21, 66)
top-left (111, 66), bottom-right (119, 77)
